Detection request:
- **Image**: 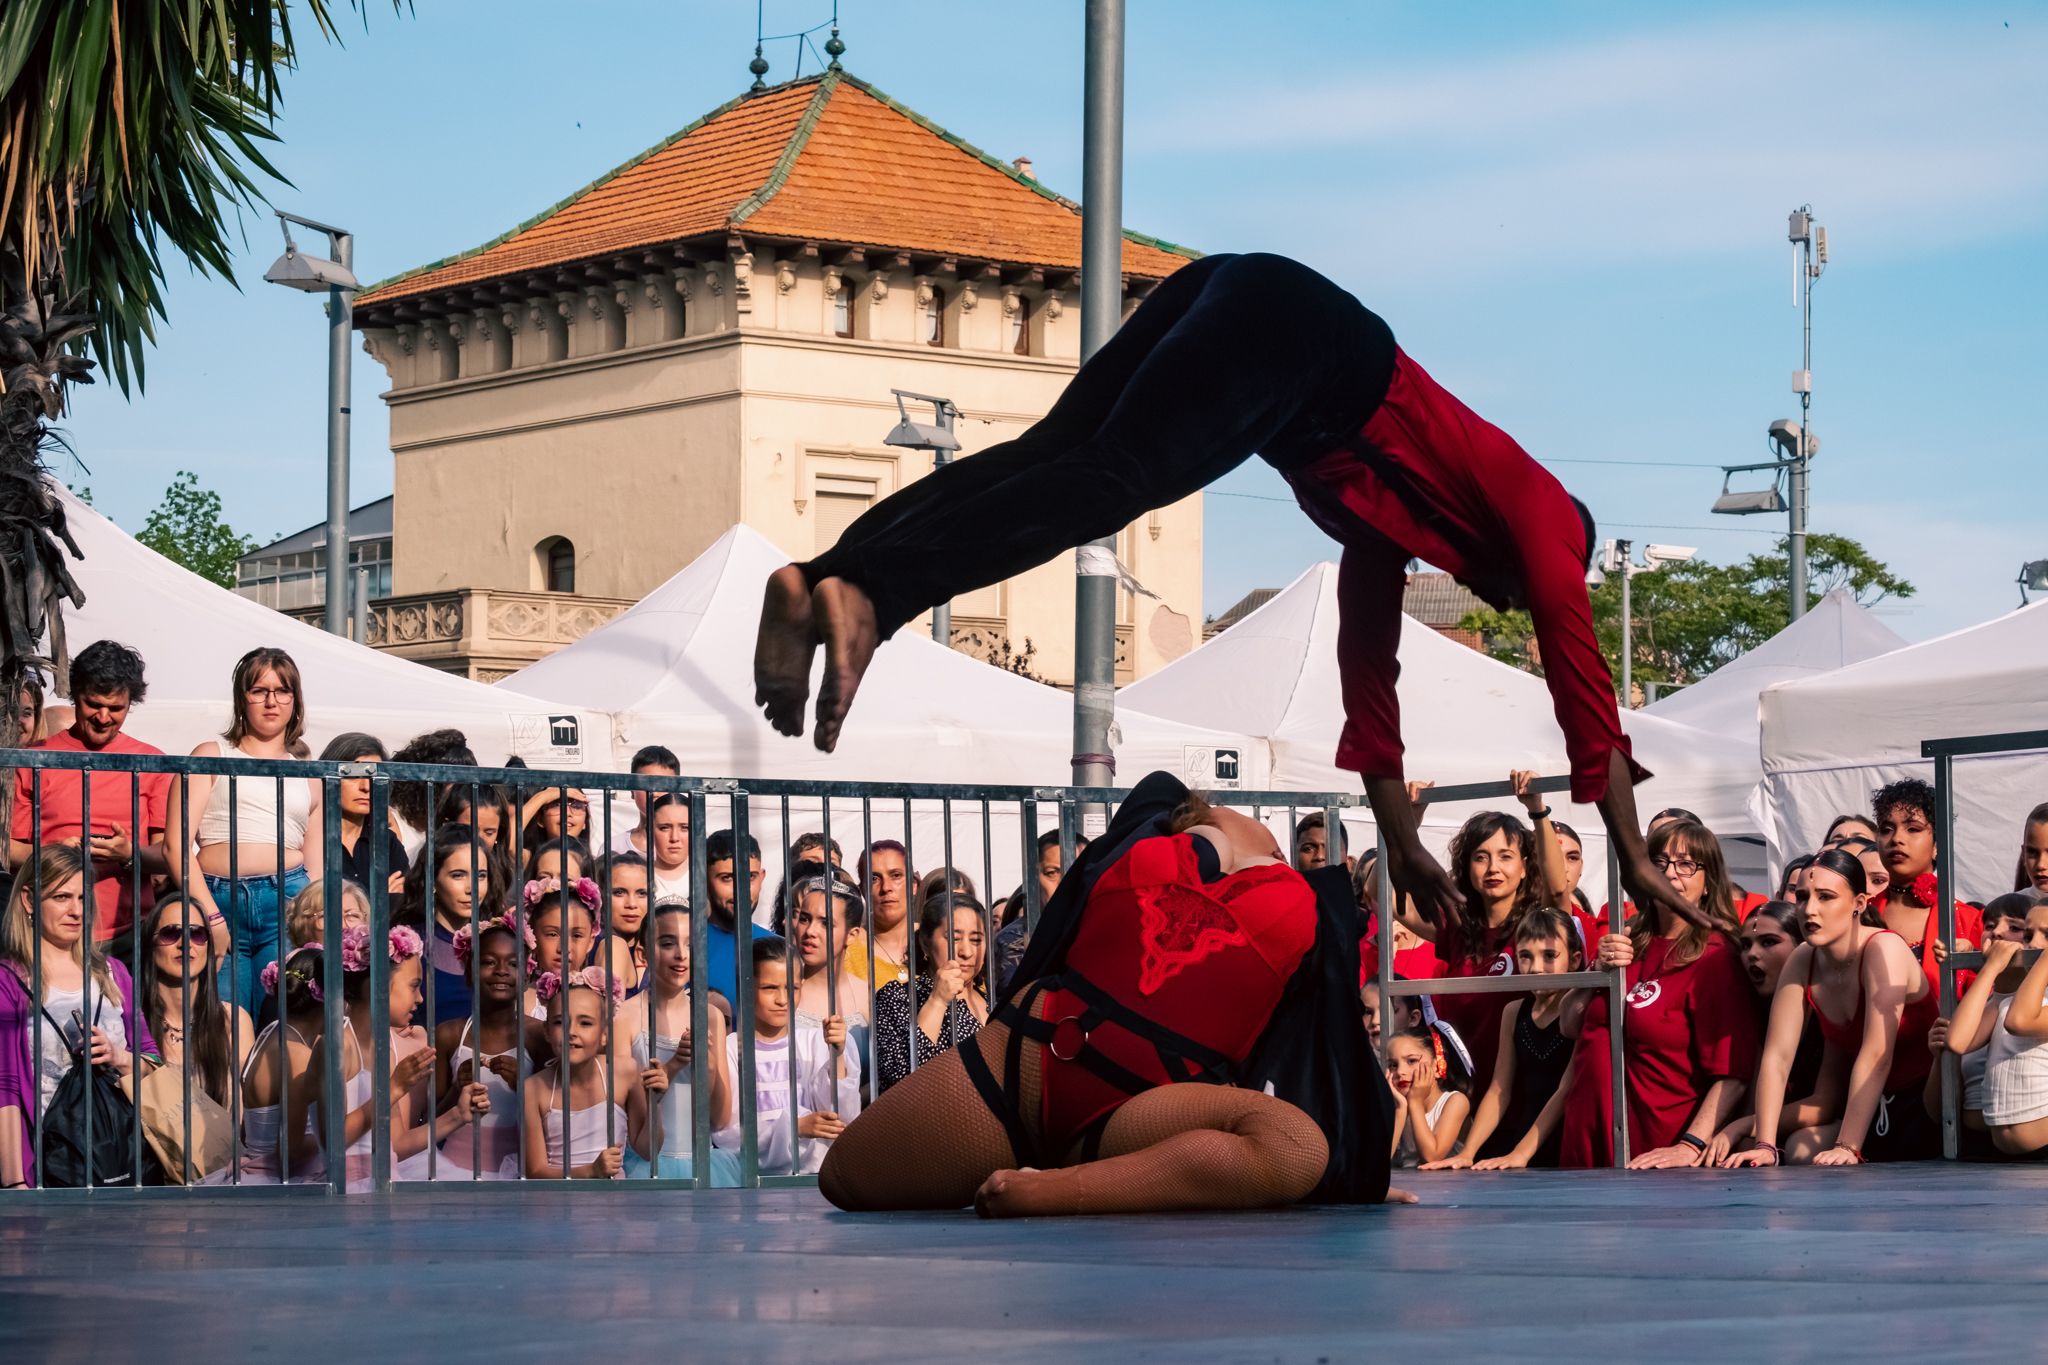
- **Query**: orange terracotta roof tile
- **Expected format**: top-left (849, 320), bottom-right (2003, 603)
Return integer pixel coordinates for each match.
top-left (359, 70), bottom-right (1196, 307)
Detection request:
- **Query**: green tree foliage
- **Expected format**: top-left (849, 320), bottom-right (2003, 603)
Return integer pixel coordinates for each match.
top-left (138, 471), bottom-right (256, 588)
top-left (1459, 533), bottom-right (1914, 695)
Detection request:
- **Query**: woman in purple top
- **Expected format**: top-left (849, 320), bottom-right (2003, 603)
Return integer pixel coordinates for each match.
top-left (0, 843), bottom-right (157, 1187)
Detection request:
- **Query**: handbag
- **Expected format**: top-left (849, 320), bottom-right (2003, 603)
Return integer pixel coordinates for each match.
top-left (37, 1000), bottom-right (164, 1188)
top-left (126, 1063), bottom-right (235, 1185)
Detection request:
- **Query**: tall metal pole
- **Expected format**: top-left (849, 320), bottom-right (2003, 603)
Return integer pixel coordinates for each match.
top-left (1071, 0), bottom-right (1125, 790)
top-left (1617, 539), bottom-right (1633, 710)
top-left (1789, 245), bottom-right (1811, 621)
top-left (324, 231), bottom-right (355, 636)
top-left (930, 450), bottom-right (953, 650)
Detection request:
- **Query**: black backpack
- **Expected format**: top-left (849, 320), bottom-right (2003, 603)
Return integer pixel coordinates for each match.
top-left (38, 999), bottom-right (163, 1188)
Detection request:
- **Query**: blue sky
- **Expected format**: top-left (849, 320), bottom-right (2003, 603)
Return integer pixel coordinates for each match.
top-left (57, 0), bottom-right (2045, 640)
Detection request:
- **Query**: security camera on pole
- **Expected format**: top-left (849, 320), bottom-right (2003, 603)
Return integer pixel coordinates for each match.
top-left (1588, 540), bottom-right (1695, 707)
top-left (1712, 205), bottom-right (1827, 621)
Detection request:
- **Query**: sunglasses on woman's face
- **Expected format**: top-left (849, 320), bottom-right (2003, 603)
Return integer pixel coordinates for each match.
top-left (156, 924), bottom-right (208, 948)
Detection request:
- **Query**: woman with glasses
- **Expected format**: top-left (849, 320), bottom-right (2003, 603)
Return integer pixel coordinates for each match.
top-left (1556, 818), bottom-right (1757, 1169)
top-left (163, 648), bottom-right (325, 1014)
top-left (139, 893), bottom-right (252, 1109)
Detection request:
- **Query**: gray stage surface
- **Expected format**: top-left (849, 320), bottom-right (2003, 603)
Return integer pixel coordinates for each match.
top-left (4, 1166), bottom-right (2044, 1361)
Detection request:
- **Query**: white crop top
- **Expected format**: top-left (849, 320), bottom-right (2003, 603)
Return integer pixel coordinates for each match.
top-left (195, 741), bottom-right (311, 850)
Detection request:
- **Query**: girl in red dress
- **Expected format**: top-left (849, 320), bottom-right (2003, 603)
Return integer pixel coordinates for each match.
top-left (1725, 848), bottom-right (1933, 1166)
top-left (820, 789), bottom-right (1393, 1216)
top-left (1557, 820), bottom-right (1757, 1169)
top-left (1873, 779), bottom-right (1983, 993)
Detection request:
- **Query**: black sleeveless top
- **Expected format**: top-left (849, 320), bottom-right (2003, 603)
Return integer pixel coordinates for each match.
top-left (1477, 1004), bottom-right (1571, 1166)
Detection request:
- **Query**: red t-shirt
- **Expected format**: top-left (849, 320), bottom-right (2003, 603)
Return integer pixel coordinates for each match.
top-left (10, 730), bottom-right (171, 941)
top-left (1558, 933), bottom-right (1759, 1167)
top-left (1280, 350), bottom-right (1644, 806)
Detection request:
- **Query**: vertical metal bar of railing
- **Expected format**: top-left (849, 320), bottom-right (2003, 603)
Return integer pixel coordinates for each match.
top-left (1020, 797), bottom-right (1041, 939)
top-left (557, 784), bottom-right (572, 1183)
top-left (28, 769), bottom-right (41, 1189)
top-left (860, 797), bottom-right (879, 1106)
top-left (822, 797), bottom-right (842, 1115)
top-left (902, 797), bottom-right (919, 1085)
top-left (513, 813), bottom-right (531, 1183)
top-left (688, 787), bottom-right (711, 1192)
top-left (77, 769), bottom-right (92, 1188)
top-left (1375, 827), bottom-right (1394, 1070)
top-left (732, 792), bottom-right (760, 1184)
top-left (1058, 798), bottom-right (1078, 924)
top-left (980, 799), bottom-right (996, 1031)
top-left (467, 782), bottom-right (484, 1180)
top-left (171, 773), bottom-right (193, 1186)
top-left (368, 775), bottom-right (393, 1191)
top-left (421, 777), bottom-right (437, 1185)
top-left (1605, 841), bottom-right (1629, 1169)
top-left (130, 777), bottom-right (147, 1186)
top-left (781, 796), bottom-right (796, 1160)
top-left (599, 784), bottom-right (616, 1172)
top-left (319, 799), bottom-right (347, 1196)
top-left (1934, 753), bottom-right (1961, 1161)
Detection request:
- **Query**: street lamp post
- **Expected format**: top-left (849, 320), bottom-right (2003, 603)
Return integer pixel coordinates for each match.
top-left (264, 213), bottom-right (360, 636)
top-left (1601, 540), bottom-right (1696, 708)
top-left (881, 390), bottom-right (962, 647)
top-left (1071, 0), bottom-right (1125, 792)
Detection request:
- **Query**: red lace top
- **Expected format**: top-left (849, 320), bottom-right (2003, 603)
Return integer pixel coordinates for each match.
top-left (1038, 833), bottom-right (1316, 1156)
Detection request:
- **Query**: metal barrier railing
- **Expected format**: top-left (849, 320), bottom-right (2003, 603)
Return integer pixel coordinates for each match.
top-left (1926, 726), bottom-right (2048, 1161)
top-left (1370, 775), bottom-right (1632, 1169)
top-left (6, 747), bottom-right (1455, 1192)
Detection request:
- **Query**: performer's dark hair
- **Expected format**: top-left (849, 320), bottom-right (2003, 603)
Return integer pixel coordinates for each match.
top-left (1571, 496), bottom-right (1597, 571)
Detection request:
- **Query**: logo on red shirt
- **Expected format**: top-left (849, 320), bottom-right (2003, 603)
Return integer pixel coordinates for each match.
top-left (1626, 980), bottom-right (1663, 1010)
top-left (1487, 952), bottom-right (1512, 976)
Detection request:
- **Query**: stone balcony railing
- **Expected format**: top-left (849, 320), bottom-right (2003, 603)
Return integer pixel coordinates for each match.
top-left (287, 587), bottom-right (633, 682)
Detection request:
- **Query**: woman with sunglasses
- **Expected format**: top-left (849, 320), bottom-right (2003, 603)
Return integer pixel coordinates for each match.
top-left (1557, 818), bottom-right (1757, 1169)
top-left (140, 894), bottom-right (252, 1110)
top-left (163, 648), bottom-right (325, 1015)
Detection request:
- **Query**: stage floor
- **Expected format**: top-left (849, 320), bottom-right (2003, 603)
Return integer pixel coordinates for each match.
top-left (4, 1166), bottom-right (2044, 1361)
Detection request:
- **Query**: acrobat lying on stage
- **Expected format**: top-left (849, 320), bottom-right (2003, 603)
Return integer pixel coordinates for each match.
top-left (819, 774), bottom-right (1400, 1215)
top-left (755, 250), bottom-right (1699, 934)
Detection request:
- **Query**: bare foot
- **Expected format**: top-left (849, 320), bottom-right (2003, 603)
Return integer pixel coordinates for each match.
top-left (973, 1166), bottom-right (1045, 1218)
top-left (755, 565), bottom-right (819, 737)
top-left (811, 577), bottom-right (880, 754)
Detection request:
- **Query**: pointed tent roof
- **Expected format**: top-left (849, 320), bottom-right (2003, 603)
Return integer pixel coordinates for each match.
top-left (357, 69), bottom-right (1196, 308)
top-left (1646, 588), bottom-right (1906, 739)
top-left (42, 489), bottom-right (609, 768)
top-left (498, 524), bottom-right (1263, 789)
top-left (1121, 562), bottom-right (1763, 847)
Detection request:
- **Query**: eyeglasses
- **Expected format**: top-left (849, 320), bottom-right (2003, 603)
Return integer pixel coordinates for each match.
top-left (155, 925), bottom-right (207, 947)
top-left (1653, 856), bottom-right (1703, 877)
top-left (244, 687), bottom-right (293, 704)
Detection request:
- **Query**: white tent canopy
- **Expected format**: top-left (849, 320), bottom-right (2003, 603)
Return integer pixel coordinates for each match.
top-left (1123, 563), bottom-right (1767, 883)
top-left (1647, 588), bottom-right (1906, 743)
top-left (1757, 597), bottom-right (2048, 903)
top-left (45, 488), bottom-right (608, 768)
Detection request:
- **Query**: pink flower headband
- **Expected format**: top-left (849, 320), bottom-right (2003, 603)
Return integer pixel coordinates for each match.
top-left (533, 966), bottom-right (625, 1010)
top-left (262, 945), bottom-right (325, 1002)
top-left (338, 923), bottom-right (424, 973)
top-left (450, 910), bottom-right (538, 969)
top-left (522, 877), bottom-right (605, 934)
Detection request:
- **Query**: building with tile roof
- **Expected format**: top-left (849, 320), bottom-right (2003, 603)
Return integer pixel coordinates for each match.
top-left (353, 67), bottom-right (1203, 682)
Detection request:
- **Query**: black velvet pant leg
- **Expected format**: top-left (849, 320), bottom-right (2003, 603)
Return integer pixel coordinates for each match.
top-left (799, 252), bottom-right (1395, 638)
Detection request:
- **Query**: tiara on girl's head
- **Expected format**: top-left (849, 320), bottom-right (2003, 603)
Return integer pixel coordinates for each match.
top-left (450, 909), bottom-right (537, 969)
top-left (263, 947), bottom-right (325, 1002)
top-left (521, 877), bottom-right (606, 930)
top-left (533, 965), bottom-right (625, 1009)
top-left (339, 923), bottom-right (424, 972)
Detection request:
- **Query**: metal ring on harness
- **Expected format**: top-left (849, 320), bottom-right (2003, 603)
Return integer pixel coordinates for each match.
top-left (1048, 1014), bottom-right (1090, 1063)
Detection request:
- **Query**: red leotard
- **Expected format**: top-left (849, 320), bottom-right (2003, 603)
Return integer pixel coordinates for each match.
top-left (1037, 833), bottom-right (1317, 1158)
top-left (1802, 930), bottom-right (1936, 1093)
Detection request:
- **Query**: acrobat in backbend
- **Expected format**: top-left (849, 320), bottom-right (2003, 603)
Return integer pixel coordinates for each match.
top-left (754, 251), bottom-right (1700, 934)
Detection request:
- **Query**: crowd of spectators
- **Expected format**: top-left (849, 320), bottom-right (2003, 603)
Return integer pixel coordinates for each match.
top-left (2, 637), bottom-right (2045, 1189)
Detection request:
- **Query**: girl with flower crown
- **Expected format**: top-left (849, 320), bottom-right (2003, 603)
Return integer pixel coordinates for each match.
top-left (243, 943), bottom-right (328, 1183)
top-left (613, 903), bottom-right (739, 1184)
top-left (1388, 1016), bottom-right (1473, 1166)
top-left (515, 966), bottom-right (661, 1179)
top-left (434, 911), bottom-right (550, 1179)
top-left (293, 924), bottom-right (485, 1190)
top-left (520, 878), bottom-right (602, 1020)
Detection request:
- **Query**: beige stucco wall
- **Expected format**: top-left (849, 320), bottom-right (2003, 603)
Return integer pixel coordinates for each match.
top-left (361, 246), bottom-right (1204, 685)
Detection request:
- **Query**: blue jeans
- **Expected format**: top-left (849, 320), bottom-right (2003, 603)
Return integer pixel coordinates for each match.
top-left (207, 866), bottom-right (310, 1014)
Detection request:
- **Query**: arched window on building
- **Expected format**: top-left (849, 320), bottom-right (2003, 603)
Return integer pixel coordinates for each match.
top-left (535, 536), bottom-right (576, 593)
top-left (1007, 293), bottom-right (1033, 356)
top-left (832, 281), bottom-right (854, 339)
